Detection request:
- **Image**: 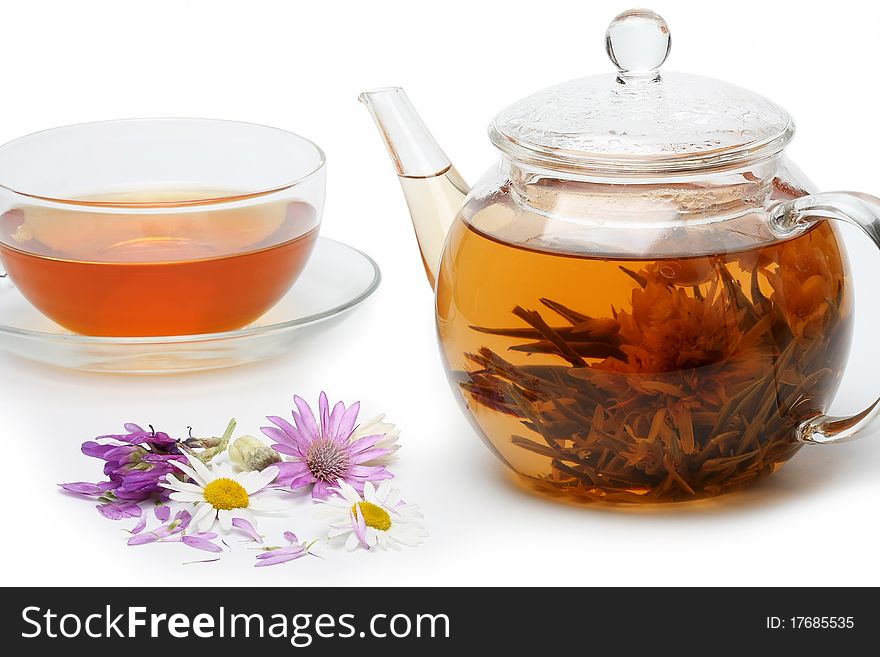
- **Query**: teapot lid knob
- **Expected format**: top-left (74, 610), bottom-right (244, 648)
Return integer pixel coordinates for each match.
top-left (605, 9), bottom-right (671, 83)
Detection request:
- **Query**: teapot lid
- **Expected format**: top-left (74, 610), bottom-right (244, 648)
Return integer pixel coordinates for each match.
top-left (490, 9), bottom-right (793, 175)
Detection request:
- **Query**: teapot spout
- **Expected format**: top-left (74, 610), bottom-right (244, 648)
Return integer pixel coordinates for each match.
top-left (359, 87), bottom-right (469, 289)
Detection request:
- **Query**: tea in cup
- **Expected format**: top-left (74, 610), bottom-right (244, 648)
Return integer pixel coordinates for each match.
top-left (0, 119), bottom-right (325, 337)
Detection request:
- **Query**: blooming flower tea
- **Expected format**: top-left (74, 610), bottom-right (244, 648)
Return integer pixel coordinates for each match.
top-left (437, 218), bottom-right (852, 503)
top-left (0, 189), bottom-right (319, 336)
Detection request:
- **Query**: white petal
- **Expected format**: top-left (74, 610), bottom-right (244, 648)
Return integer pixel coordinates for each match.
top-left (184, 451), bottom-right (216, 485)
top-left (314, 505), bottom-right (344, 521)
top-left (390, 523), bottom-right (428, 539)
top-left (375, 480), bottom-right (392, 502)
top-left (327, 526), bottom-right (351, 539)
top-left (239, 466), bottom-right (278, 494)
top-left (336, 480), bottom-right (362, 504)
top-left (247, 495), bottom-right (290, 513)
top-left (344, 533), bottom-right (360, 551)
top-left (373, 429), bottom-right (400, 450)
top-left (387, 522), bottom-right (428, 546)
top-left (160, 475), bottom-right (188, 491)
top-left (171, 460), bottom-right (209, 487)
top-left (350, 415), bottom-right (389, 441)
top-left (163, 476), bottom-right (204, 493)
top-left (193, 503), bottom-right (216, 533)
top-left (314, 495), bottom-right (347, 508)
top-left (217, 509), bottom-right (233, 531)
top-left (169, 492), bottom-right (205, 503)
top-left (314, 510), bottom-right (349, 528)
top-left (383, 487), bottom-right (402, 508)
top-left (363, 481), bottom-right (376, 502)
top-left (395, 502), bottom-right (421, 515)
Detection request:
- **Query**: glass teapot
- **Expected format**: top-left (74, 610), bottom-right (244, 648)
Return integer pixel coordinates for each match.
top-left (361, 9), bottom-right (879, 503)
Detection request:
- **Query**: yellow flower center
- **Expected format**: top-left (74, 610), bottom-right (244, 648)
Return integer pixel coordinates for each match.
top-left (352, 501), bottom-right (392, 531)
top-left (203, 478), bottom-right (249, 510)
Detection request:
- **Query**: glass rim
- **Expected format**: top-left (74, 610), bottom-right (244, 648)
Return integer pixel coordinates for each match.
top-left (0, 117), bottom-right (327, 208)
top-left (488, 120), bottom-right (795, 177)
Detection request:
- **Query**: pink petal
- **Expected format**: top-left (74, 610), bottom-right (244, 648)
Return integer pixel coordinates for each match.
top-left (255, 548), bottom-right (306, 567)
top-left (262, 421), bottom-right (307, 451)
top-left (318, 392), bottom-right (330, 437)
top-left (327, 401), bottom-right (346, 437)
top-left (268, 441), bottom-right (304, 458)
top-left (348, 465), bottom-right (392, 478)
top-left (276, 464), bottom-right (315, 489)
top-left (59, 482), bottom-right (105, 497)
top-left (231, 517), bottom-right (263, 543)
top-left (335, 402), bottom-right (361, 443)
top-left (182, 535), bottom-right (223, 553)
top-left (349, 448), bottom-right (392, 464)
top-left (293, 395), bottom-right (320, 440)
top-left (169, 509), bottom-right (193, 533)
top-left (353, 505), bottom-right (368, 547)
top-left (81, 442), bottom-right (115, 459)
top-left (311, 479), bottom-right (332, 499)
top-left (97, 501), bottom-right (142, 520)
top-left (346, 434), bottom-right (384, 454)
top-left (127, 532), bottom-right (160, 546)
top-left (270, 415), bottom-right (310, 446)
top-left (275, 460), bottom-right (310, 477)
top-left (130, 514), bottom-right (148, 535)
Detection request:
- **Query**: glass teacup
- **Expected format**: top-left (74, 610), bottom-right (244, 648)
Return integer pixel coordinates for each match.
top-left (0, 118), bottom-right (325, 337)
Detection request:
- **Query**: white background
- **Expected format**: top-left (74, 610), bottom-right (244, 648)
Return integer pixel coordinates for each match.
top-left (1, 0), bottom-right (879, 587)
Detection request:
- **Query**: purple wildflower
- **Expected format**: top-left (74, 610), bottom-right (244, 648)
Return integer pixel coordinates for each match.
top-left (60, 423), bottom-right (187, 518)
top-left (261, 392), bottom-right (393, 499)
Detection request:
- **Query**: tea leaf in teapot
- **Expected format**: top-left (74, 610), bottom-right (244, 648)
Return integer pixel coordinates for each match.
top-left (455, 222), bottom-right (851, 502)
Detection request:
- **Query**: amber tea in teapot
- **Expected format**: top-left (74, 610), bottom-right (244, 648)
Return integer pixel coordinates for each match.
top-left (437, 214), bottom-right (852, 502)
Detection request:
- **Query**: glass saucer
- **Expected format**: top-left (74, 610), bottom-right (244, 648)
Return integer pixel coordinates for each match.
top-left (0, 237), bottom-right (380, 373)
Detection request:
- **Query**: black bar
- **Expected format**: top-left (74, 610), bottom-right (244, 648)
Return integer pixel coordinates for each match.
top-left (2, 587), bottom-right (873, 654)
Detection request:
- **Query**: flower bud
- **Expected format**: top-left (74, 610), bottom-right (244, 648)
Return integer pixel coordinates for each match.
top-left (230, 435), bottom-right (281, 471)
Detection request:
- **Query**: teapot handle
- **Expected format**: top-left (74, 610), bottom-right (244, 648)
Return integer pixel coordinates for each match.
top-left (770, 191), bottom-right (880, 444)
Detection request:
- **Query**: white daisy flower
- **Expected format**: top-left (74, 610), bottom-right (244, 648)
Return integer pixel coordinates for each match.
top-left (350, 414), bottom-right (400, 465)
top-left (315, 480), bottom-right (426, 551)
top-left (161, 451), bottom-right (286, 534)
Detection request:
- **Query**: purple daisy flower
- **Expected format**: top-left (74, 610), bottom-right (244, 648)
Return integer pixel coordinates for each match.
top-left (261, 392), bottom-right (393, 499)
